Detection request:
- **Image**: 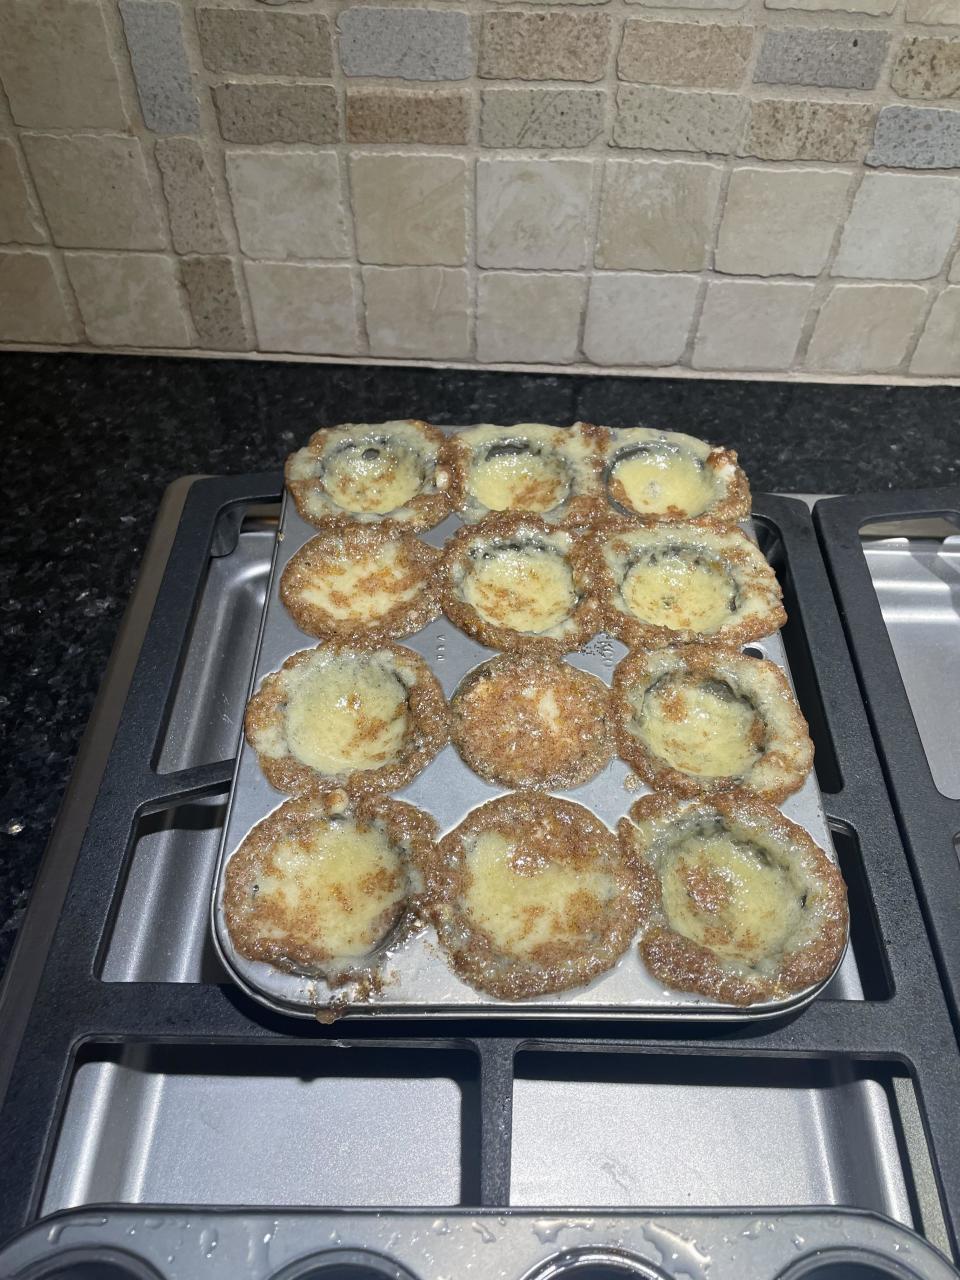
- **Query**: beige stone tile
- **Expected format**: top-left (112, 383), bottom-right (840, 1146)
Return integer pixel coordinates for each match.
top-left (350, 154), bottom-right (467, 267)
top-left (363, 266), bottom-right (470, 360)
top-left (596, 159), bottom-right (723, 272)
top-left (805, 284), bottom-right (928, 374)
top-left (226, 150), bottom-right (347, 261)
top-left (0, 0), bottom-right (125, 129)
top-left (0, 251), bottom-right (78, 343)
top-left (480, 12), bottom-right (610, 81)
top-left (180, 255), bottom-right (251, 352)
top-left (626, 0), bottom-right (747, 10)
top-left (693, 279), bottom-right (814, 371)
top-left (477, 159), bottom-right (593, 270)
top-left (618, 20), bottom-right (753, 89)
top-left (22, 134), bottom-right (164, 251)
top-left (742, 99), bottom-right (874, 163)
top-left (245, 261), bottom-right (360, 355)
top-left (891, 37), bottom-right (960, 100)
top-left (906, 0), bottom-right (960, 23)
top-left (716, 167), bottom-right (851, 277)
top-left (614, 85), bottom-right (748, 153)
top-left (766, 0), bottom-right (895, 13)
top-left (584, 274), bottom-right (699, 366)
top-left (213, 84), bottom-right (340, 146)
top-left (65, 252), bottom-right (190, 348)
top-left (911, 287), bottom-right (960, 375)
top-left (196, 8), bottom-right (332, 76)
top-left (155, 138), bottom-right (227, 256)
top-left (480, 89), bottom-right (604, 148)
top-left (0, 141), bottom-right (45, 245)
top-left (477, 272), bottom-right (585, 364)
top-left (833, 174), bottom-right (960, 280)
top-left (347, 90), bottom-right (470, 146)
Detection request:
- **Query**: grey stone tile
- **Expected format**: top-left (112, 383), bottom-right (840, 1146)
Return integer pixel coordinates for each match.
top-left (212, 83), bottom-right (340, 145)
top-left (754, 27), bottom-right (889, 90)
top-left (338, 8), bottom-right (473, 81)
top-left (119, 0), bottom-right (200, 135)
top-left (180, 255), bottom-right (251, 351)
top-left (584, 273), bottom-right (699, 366)
top-left (480, 89), bottom-right (605, 148)
top-left (868, 105), bottom-right (960, 169)
top-left (614, 85), bottom-right (748, 153)
top-left (155, 137), bottom-right (227, 255)
top-left (477, 271), bottom-right (586, 364)
top-left (833, 172), bottom-right (960, 279)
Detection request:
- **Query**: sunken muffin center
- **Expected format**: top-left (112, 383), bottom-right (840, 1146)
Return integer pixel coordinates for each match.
top-left (299, 542), bottom-right (418, 622)
top-left (461, 544), bottom-right (576, 634)
top-left (609, 444), bottom-right (717, 517)
top-left (323, 440), bottom-right (424, 514)
top-left (621, 548), bottom-right (737, 632)
top-left (468, 443), bottom-right (572, 514)
top-left (660, 830), bottom-right (802, 965)
top-left (638, 674), bottom-right (763, 779)
top-left (286, 659), bottom-right (409, 773)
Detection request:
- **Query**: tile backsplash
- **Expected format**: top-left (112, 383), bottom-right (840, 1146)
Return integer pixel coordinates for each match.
top-left (2, 0), bottom-right (960, 380)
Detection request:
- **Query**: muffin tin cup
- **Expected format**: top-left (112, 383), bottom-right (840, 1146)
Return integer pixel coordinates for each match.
top-left (210, 488), bottom-right (849, 1020)
top-left (1, 1209), bottom-right (957, 1280)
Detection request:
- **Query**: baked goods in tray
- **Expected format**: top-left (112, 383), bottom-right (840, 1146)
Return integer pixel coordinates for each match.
top-left (285, 420), bottom-right (451, 530)
top-left (422, 793), bottom-right (640, 999)
top-left (613, 646), bottom-right (813, 803)
top-left (439, 513), bottom-right (601, 654)
top-left (280, 526), bottom-right (440, 644)
top-left (244, 642), bottom-right (448, 797)
top-left (450, 654), bottom-right (613, 790)
top-left (595, 523), bottom-right (785, 649)
top-left (619, 792), bottom-right (848, 1005)
top-left (601, 427), bottom-right (750, 524)
top-left (447, 422), bottom-right (606, 525)
top-left (223, 791), bottom-right (435, 982)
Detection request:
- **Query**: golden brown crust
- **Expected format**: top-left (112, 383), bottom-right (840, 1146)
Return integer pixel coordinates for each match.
top-left (619, 791), bottom-right (848, 1005)
top-left (439, 511), bottom-right (602, 656)
top-left (284, 420), bottom-right (452, 532)
top-left (244, 642), bottom-right (449, 798)
top-left (445, 422), bottom-right (608, 527)
top-left (612, 645), bottom-right (813, 803)
top-left (450, 654), bottom-right (613, 790)
top-left (279, 525), bottom-right (441, 644)
top-left (223, 792), bottom-right (437, 983)
top-left (422, 793), bottom-right (641, 1000)
top-left (586, 522), bottom-right (786, 650)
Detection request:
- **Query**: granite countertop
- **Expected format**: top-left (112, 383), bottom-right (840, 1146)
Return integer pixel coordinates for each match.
top-left (2, 350), bottom-right (960, 980)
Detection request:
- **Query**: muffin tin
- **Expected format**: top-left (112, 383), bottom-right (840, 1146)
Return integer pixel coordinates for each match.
top-left (210, 489), bottom-right (848, 1020)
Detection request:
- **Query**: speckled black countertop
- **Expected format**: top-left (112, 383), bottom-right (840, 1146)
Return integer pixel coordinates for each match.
top-left (2, 351), bottom-right (960, 980)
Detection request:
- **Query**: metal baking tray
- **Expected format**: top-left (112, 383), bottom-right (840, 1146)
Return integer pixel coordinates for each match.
top-left (2, 1206), bottom-right (958, 1280)
top-left (210, 490), bottom-right (849, 1021)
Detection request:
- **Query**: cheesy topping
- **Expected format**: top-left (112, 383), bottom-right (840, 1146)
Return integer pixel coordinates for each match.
top-left (622, 549), bottom-right (736, 633)
top-left (468, 445), bottom-right (572, 515)
top-left (637, 674), bottom-right (762, 780)
top-left (298, 540), bottom-right (418, 622)
top-left (460, 545), bottom-right (577, 634)
top-left (285, 656), bottom-right (409, 774)
top-left (660, 830), bottom-right (802, 965)
top-left (610, 445), bottom-right (717, 518)
top-left (463, 829), bottom-right (618, 956)
top-left (322, 440), bottom-right (424, 515)
top-left (250, 819), bottom-right (404, 960)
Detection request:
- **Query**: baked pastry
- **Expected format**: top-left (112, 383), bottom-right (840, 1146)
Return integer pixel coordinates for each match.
top-left (601, 427), bottom-right (750, 524)
top-left (613, 647), bottom-right (813, 803)
top-left (280, 526), bottom-right (440, 643)
top-left (285, 420), bottom-right (451, 530)
top-left (423, 793), bottom-right (640, 999)
top-left (244, 642), bottom-right (448, 797)
top-left (440, 513), bottom-right (601, 654)
top-left (594, 523), bottom-right (785, 649)
top-left (447, 422), bottom-right (606, 525)
top-left (223, 791), bottom-right (436, 982)
top-left (450, 654), bottom-right (613, 790)
top-left (619, 792), bottom-right (848, 1005)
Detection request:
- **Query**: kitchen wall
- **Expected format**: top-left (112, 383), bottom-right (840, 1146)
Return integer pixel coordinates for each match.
top-left (2, 0), bottom-right (960, 381)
